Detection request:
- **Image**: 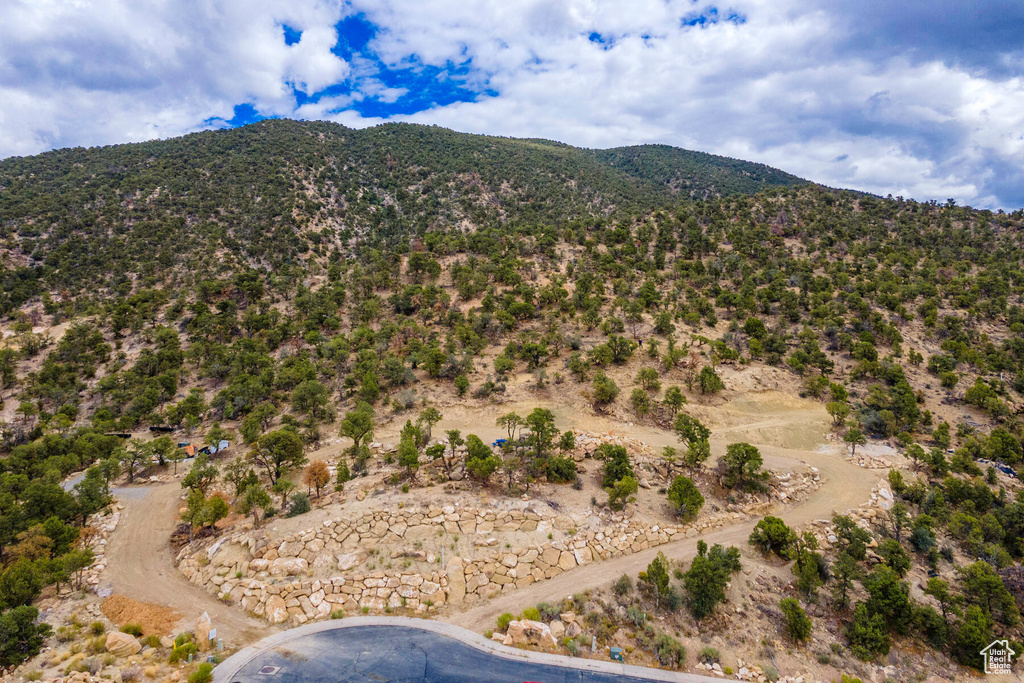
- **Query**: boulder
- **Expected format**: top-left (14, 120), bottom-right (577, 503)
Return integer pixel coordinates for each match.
top-left (248, 558), bottom-right (270, 573)
top-left (195, 612), bottom-right (212, 652)
top-left (565, 621), bottom-right (583, 638)
top-left (337, 551), bottom-right (367, 571)
top-left (270, 557), bottom-right (308, 576)
top-left (549, 620), bottom-right (565, 640)
top-left (266, 595), bottom-right (289, 624)
top-left (105, 632), bottom-right (142, 657)
top-left (446, 557), bottom-right (466, 606)
top-left (503, 620), bottom-right (557, 649)
top-left (557, 551), bottom-right (577, 571)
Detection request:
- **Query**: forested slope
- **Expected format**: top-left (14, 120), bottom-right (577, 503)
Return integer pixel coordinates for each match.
top-left (0, 120), bottom-right (805, 311)
top-left (0, 120), bottom-right (1024, 673)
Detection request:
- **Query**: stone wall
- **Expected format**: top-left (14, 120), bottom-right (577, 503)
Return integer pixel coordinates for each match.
top-left (176, 503), bottom-right (771, 627)
top-left (803, 480), bottom-right (893, 552)
top-left (80, 502), bottom-right (122, 592)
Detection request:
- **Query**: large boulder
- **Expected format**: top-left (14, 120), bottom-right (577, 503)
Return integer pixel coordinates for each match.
top-left (446, 557), bottom-right (466, 606)
top-left (195, 612), bottom-right (212, 652)
top-left (270, 557), bottom-right (308, 576)
top-left (337, 551), bottom-right (367, 571)
top-left (265, 595), bottom-right (289, 624)
top-left (503, 620), bottom-right (557, 649)
top-left (557, 551), bottom-right (577, 571)
top-left (105, 632), bottom-right (142, 657)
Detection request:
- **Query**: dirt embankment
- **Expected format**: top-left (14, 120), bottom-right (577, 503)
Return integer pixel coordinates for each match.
top-left (100, 595), bottom-right (182, 637)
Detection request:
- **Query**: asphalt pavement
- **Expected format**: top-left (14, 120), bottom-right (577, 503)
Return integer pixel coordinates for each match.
top-left (214, 619), bottom-right (721, 683)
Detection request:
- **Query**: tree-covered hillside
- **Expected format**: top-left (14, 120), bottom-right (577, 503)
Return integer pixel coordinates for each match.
top-left (588, 144), bottom-right (805, 197)
top-left (2, 120), bottom-right (1024, 673)
top-left (0, 120), bottom-right (804, 312)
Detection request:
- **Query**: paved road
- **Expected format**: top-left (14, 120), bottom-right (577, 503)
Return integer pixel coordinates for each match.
top-left (61, 471), bottom-right (86, 492)
top-left (215, 619), bottom-right (719, 683)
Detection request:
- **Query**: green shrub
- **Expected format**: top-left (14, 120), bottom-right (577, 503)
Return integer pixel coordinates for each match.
top-left (748, 516), bottom-right (796, 558)
top-left (56, 625), bottom-right (78, 642)
top-left (188, 663), bottom-right (213, 683)
top-left (847, 603), bottom-right (890, 660)
top-left (545, 456), bottom-right (578, 483)
top-left (89, 622), bottom-right (105, 636)
top-left (625, 606), bottom-right (646, 628)
top-left (521, 606), bottom-right (541, 622)
top-left (120, 624), bottom-right (144, 637)
top-left (169, 642), bottom-right (199, 664)
top-left (667, 475), bottom-right (704, 521)
top-left (652, 632), bottom-right (686, 668)
top-left (780, 598), bottom-right (811, 642)
top-left (536, 602), bottom-right (560, 622)
top-left (286, 492), bottom-right (310, 517)
top-left (497, 612), bottom-right (514, 632)
top-left (762, 664), bottom-right (779, 681)
top-left (330, 610), bottom-right (344, 620)
top-left (612, 574), bottom-right (632, 596)
top-left (142, 635), bottom-right (162, 649)
top-left (87, 636), bottom-right (107, 654)
top-left (698, 646), bottom-right (719, 663)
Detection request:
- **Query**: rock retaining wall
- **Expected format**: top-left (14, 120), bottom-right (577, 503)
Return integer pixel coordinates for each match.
top-left (80, 502), bottom-right (123, 592)
top-left (176, 503), bottom-right (775, 627)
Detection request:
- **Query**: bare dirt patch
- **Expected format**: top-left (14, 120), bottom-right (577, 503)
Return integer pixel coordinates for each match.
top-left (100, 595), bottom-right (182, 636)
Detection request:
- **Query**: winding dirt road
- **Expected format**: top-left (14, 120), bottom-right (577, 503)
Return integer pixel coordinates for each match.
top-left (101, 484), bottom-right (276, 645)
top-left (100, 394), bottom-right (883, 646)
top-left (443, 439), bottom-right (882, 631)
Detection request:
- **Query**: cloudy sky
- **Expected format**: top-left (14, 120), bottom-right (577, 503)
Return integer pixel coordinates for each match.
top-left (2, 0), bottom-right (1023, 209)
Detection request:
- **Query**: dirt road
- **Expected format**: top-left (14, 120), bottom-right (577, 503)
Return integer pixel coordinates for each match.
top-left (101, 483), bottom-right (275, 646)
top-left (100, 391), bottom-right (882, 645)
top-left (443, 440), bottom-right (881, 632)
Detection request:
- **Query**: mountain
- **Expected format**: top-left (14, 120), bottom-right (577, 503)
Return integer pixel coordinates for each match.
top-left (2, 118), bottom-right (1024, 679)
top-left (587, 144), bottom-right (804, 197)
top-left (0, 120), bottom-right (805, 310)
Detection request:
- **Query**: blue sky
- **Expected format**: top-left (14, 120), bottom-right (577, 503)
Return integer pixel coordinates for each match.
top-left (1, 0), bottom-right (1022, 209)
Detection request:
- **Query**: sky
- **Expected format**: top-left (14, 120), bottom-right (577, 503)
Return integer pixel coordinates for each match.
top-left (1, 1), bottom-right (1022, 209)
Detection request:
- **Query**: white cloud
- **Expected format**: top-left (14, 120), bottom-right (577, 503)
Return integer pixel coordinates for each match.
top-left (0, 0), bottom-right (349, 149)
top-left (0, 0), bottom-right (1021, 209)
top-left (330, 0), bottom-right (1024, 208)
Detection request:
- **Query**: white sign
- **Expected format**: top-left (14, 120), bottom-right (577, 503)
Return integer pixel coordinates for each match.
top-left (981, 639), bottom-right (1015, 675)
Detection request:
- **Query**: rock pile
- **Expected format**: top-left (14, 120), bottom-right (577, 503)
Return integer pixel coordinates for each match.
top-left (697, 659), bottom-right (828, 683)
top-left (769, 467), bottom-right (821, 503)
top-left (500, 619), bottom-right (558, 648)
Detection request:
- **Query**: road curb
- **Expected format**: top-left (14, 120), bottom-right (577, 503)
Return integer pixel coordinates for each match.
top-left (211, 616), bottom-right (724, 683)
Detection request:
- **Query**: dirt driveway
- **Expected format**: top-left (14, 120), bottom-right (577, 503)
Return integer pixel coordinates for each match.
top-left (101, 483), bottom-right (275, 646)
